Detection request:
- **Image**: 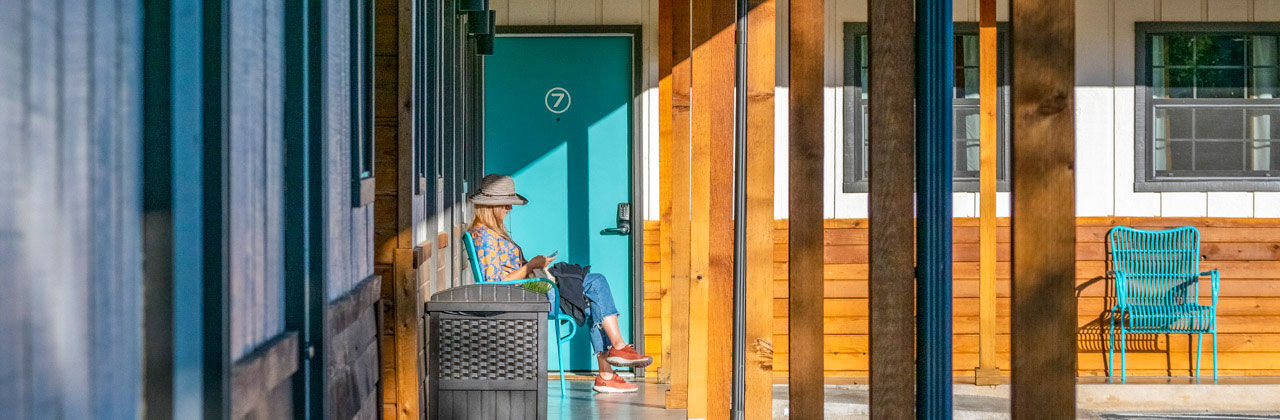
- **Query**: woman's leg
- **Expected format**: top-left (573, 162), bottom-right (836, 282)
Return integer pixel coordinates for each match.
top-left (581, 273), bottom-right (652, 368)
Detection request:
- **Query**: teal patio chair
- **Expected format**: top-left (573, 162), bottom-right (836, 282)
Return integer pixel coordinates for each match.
top-left (1108, 226), bottom-right (1219, 383)
top-left (462, 231), bottom-right (578, 394)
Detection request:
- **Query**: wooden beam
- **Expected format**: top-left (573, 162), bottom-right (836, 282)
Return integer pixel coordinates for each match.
top-left (975, 0), bottom-right (1001, 386)
top-left (372, 0), bottom-right (420, 416)
top-left (689, 0), bottom-right (711, 416)
top-left (707, 2), bottom-right (736, 419)
top-left (692, 0), bottom-right (736, 416)
top-left (665, 0), bottom-right (693, 410)
top-left (788, 0), bottom-right (824, 416)
top-left (867, 0), bottom-right (916, 416)
top-left (657, 0), bottom-right (675, 385)
top-left (745, 0), bottom-right (776, 417)
top-left (1010, 0), bottom-right (1076, 417)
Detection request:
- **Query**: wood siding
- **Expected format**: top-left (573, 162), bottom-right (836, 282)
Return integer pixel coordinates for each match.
top-left (325, 275), bottom-right (383, 420)
top-left (643, 217), bottom-right (1280, 378)
top-left (228, 0), bottom-right (287, 361)
top-left (231, 332), bottom-right (299, 419)
top-left (0, 0), bottom-right (143, 417)
top-left (327, 0), bottom-right (378, 301)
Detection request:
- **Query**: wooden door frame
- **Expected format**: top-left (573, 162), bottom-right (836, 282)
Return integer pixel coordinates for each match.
top-left (489, 25), bottom-right (647, 376)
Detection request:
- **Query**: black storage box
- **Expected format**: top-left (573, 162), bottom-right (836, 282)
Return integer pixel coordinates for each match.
top-left (426, 284), bottom-right (549, 419)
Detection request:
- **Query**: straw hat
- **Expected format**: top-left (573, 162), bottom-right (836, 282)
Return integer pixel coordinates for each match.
top-left (468, 174), bottom-right (529, 206)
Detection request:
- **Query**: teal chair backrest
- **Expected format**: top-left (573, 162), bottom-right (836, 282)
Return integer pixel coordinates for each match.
top-left (461, 231), bottom-right (486, 284)
top-left (1108, 226), bottom-right (1201, 307)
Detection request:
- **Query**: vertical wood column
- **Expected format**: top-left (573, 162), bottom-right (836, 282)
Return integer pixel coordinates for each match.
top-left (744, 0), bottom-right (776, 417)
top-left (788, 0), bottom-right (825, 416)
top-left (1010, 0), bottom-right (1076, 417)
top-left (692, 0), bottom-right (737, 416)
top-left (867, 0), bottom-right (916, 416)
top-left (665, 0), bottom-right (693, 410)
top-left (975, 0), bottom-right (1001, 387)
top-left (657, 0), bottom-right (675, 386)
top-left (689, 0), bottom-right (713, 416)
top-left (373, 0), bottom-right (420, 417)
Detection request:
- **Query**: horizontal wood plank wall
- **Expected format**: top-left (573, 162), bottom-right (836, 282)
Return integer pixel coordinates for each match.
top-left (325, 275), bottom-right (383, 420)
top-left (644, 217), bottom-right (1280, 377)
top-left (231, 332), bottom-right (300, 419)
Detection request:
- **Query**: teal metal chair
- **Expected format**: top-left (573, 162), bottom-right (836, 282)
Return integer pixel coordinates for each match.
top-left (1108, 226), bottom-right (1219, 382)
top-left (461, 231), bottom-right (578, 394)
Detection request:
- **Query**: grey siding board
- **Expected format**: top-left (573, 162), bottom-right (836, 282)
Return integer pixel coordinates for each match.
top-left (0, 0), bottom-right (28, 416)
top-left (326, 0), bottom-right (353, 299)
top-left (228, 0), bottom-right (286, 360)
top-left (0, 0), bottom-right (142, 417)
top-left (264, 0), bottom-right (284, 348)
top-left (325, 0), bottom-right (375, 301)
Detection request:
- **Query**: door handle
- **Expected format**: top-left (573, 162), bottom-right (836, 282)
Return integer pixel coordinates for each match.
top-left (600, 202), bottom-right (632, 236)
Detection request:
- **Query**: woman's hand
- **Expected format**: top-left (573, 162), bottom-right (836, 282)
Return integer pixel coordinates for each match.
top-left (526, 254), bottom-right (556, 270)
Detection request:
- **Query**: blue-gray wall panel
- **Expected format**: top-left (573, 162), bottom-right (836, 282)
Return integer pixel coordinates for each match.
top-left (0, 0), bottom-right (142, 417)
top-left (326, 0), bottom-right (376, 301)
top-left (228, 0), bottom-right (287, 360)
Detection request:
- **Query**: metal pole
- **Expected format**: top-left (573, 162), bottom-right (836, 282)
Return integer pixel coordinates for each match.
top-left (916, 0), bottom-right (954, 418)
top-left (731, 0), bottom-right (749, 417)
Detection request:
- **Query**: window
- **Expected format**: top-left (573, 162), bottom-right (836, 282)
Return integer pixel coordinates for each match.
top-left (1136, 23), bottom-right (1280, 191)
top-left (351, 0), bottom-right (375, 206)
top-left (841, 22), bottom-right (1009, 193)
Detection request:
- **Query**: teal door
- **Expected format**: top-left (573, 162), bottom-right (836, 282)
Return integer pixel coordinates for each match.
top-left (484, 34), bottom-right (635, 371)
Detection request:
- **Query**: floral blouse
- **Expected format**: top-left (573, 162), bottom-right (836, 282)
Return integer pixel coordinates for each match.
top-left (469, 224), bottom-right (526, 283)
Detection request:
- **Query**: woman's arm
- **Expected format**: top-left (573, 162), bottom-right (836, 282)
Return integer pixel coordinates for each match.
top-left (503, 254), bottom-right (556, 280)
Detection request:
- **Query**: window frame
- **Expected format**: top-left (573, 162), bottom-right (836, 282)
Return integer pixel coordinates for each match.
top-left (841, 22), bottom-right (1012, 193)
top-left (1134, 22), bottom-right (1280, 192)
top-left (350, 0), bottom-right (375, 206)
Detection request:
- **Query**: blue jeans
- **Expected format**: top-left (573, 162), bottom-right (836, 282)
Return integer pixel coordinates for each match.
top-left (546, 273), bottom-right (619, 354)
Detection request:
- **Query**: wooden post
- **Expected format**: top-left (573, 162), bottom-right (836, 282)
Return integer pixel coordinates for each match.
top-left (867, 0), bottom-right (916, 416)
top-left (975, 0), bottom-right (1001, 387)
top-left (372, 0), bottom-right (420, 417)
top-left (692, 0), bottom-right (737, 416)
top-left (788, 0), bottom-right (824, 416)
top-left (658, 0), bottom-right (675, 385)
top-left (665, 0), bottom-right (693, 409)
top-left (744, 0), bottom-right (776, 417)
top-left (1010, 0), bottom-right (1076, 417)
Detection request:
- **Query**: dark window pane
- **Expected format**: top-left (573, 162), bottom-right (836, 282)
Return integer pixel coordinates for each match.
top-left (1154, 107), bottom-right (1194, 139)
top-left (1194, 141), bottom-right (1246, 171)
top-left (1194, 108), bottom-right (1245, 139)
top-left (1159, 34), bottom-right (1198, 66)
top-left (1153, 67), bottom-right (1195, 98)
top-left (1169, 141), bottom-right (1195, 171)
top-left (1196, 68), bottom-right (1246, 98)
top-left (1196, 35), bottom-right (1246, 66)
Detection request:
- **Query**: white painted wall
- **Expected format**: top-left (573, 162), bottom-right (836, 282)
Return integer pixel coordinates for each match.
top-left (493, 0), bottom-right (1280, 220)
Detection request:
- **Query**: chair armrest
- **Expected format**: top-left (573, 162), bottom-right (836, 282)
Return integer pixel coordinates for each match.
top-left (1200, 270), bottom-right (1220, 307)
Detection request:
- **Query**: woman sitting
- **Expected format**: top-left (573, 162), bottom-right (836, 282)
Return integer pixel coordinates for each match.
top-left (467, 174), bottom-right (653, 393)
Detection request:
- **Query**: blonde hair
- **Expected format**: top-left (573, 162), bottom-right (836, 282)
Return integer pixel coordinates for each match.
top-left (470, 204), bottom-right (512, 241)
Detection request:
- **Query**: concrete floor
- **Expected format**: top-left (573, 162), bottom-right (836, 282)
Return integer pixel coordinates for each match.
top-left (545, 376), bottom-right (1280, 419)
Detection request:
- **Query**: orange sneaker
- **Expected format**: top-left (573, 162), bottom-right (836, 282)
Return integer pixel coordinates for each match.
top-left (605, 344), bottom-right (653, 368)
top-left (592, 374), bottom-right (639, 393)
